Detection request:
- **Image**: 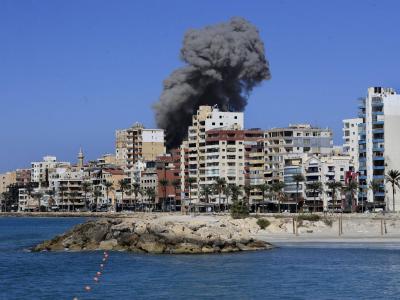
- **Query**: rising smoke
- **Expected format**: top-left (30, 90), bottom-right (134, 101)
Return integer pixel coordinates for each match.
top-left (153, 17), bottom-right (271, 149)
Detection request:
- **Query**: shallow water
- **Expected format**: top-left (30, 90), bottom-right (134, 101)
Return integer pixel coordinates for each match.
top-left (1, 217), bottom-right (400, 300)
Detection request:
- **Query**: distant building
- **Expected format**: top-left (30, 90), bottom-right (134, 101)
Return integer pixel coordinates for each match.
top-left (115, 123), bottom-right (165, 174)
top-left (342, 118), bottom-right (362, 171)
top-left (358, 87), bottom-right (400, 210)
top-left (264, 124), bottom-right (333, 183)
top-left (31, 156), bottom-right (70, 187)
top-left (0, 171), bottom-right (16, 194)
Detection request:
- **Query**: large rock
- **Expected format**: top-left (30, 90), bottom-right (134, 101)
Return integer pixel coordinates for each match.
top-left (33, 216), bottom-right (273, 254)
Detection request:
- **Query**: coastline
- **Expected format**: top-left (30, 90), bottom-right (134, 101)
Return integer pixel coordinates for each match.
top-left (4, 212), bottom-right (400, 246)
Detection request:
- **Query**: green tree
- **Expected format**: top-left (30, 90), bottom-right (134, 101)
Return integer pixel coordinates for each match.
top-left (271, 182), bottom-right (286, 213)
top-left (214, 177), bottom-right (226, 212)
top-left (292, 174), bottom-right (305, 213)
top-left (307, 181), bottom-right (323, 212)
top-left (171, 179), bottom-right (181, 211)
top-left (132, 182), bottom-right (141, 211)
top-left (229, 184), bottom-right (248, 218)
top-left (243, 184), bottom-right (253, 209)
top-left (186, 177), bottom-right (196, 212)
top-left (93, 187), bottom-right (102, 211)
top-left (200, 185), bottom-right (212, 204)
top-left (386, 170), bottom-right (400, 212)
top-left (223, 185), bottom-right (232, 212)
top-left (118, 179), bottom-right (130, 211)
top-left (145, 187), bottom-right (156, 211)
top-left (326, 180), bottom-right (343, 211)
top-left (369, 179), bottom-right (382, 210)
top-left (342, 181), bottom-right (358, 212)
top-left (81, 181), bottom-right (92, 211)
top-left (69, 191), bottom-right (80, 211)
top-left (104, 181), bottom-right (114, 209)
top-left (257, 183), bottom-right (270, 212)
top-left (159, 178), bottom-right (169, 212)
top-left (33, 191), bottom-right (44, 212)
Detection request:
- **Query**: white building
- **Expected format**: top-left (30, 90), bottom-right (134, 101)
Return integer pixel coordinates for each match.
top-left (283, 153), bottom-right (353, 212)
top-left (264, 124), bottom-right (333, 183)
top-left (31, 156), bottom-right (70, 186)
top-left (358, 87), bottom-right (400, 210)
top-left (342, 118), bottom-right (362, 171)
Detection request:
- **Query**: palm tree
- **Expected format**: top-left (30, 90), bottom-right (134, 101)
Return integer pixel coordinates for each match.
top-left (386, 170), bottom-right (400, 212)
top-left (200, 185), bottom-right (212, 204)
top-left (33, 191), bottom-right (44, 212)
top-left (118, 179), bottom-right (130, 211)
top-left (186, 177), bottom-right (196, 212)
top-left (369, 179), bottom-right (381, 211)
top-left (307, 181), bottom-right (323, 212)
top-left (69, 191), bottom-right (80, 211)
top-left (93, 187), bottom-right (102, 211)
top-left (292, 174), bottom-right (305, 213)
top-left (81, 181), bottom-right (92, 211)
top-left (326, 180), bottom-right (342, 211)
top-left (214, 178), bottom-right (226, 212)
top-left (145, 187), bottom-right (156, 211)
top-left (229, 184), bottom-right (242, 204)
top-left (271, 182), bottom-right (286, 213)
top-left (257, 183), bottom-right (270, 213)
top-left (104, 181), bottom-right (114, 209)
top-left (159, 178), bottom-right (169, 212)
top-left (243, 184), bottom-right (253, 209)
top-left (171, 179), bottom-right (181, 212)
top-left (223, 185), bottom-right (232, 212)
top-left (132, 182), bottom-right (141, 211)
top-left (45, 189), bottom-right (55, 212)
top-left (342, 181), bottom-right (358, 212)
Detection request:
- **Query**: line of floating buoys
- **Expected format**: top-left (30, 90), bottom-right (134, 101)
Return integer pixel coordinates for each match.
top-left (78, 251), bottom-right (110, 299)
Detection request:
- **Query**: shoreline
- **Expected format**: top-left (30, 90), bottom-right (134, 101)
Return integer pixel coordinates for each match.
top-left (4, 212), bottom-right (400, 245)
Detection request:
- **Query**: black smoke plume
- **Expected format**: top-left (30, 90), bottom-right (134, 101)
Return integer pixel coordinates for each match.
top-left (154, 17), bottom-right (271, 149)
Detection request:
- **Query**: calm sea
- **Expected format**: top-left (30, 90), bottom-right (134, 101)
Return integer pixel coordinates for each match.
top-left (1, 217), bottom-right (400, 300)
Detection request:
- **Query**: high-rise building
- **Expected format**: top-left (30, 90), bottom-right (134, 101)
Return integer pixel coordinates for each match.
top-left (183, 105), bottom-right (244, 202)
top-left (115, 123), bottom-right (165, 173)
top-left (358, 87), bottom-right (400, 210)
top-left (264, 124), bottom-right (333, 184)
top-left (342, 118), bottom-right (362, 171)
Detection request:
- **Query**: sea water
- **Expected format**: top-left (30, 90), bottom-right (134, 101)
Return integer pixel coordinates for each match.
top-left (1, 217), bottom-right (400, 300)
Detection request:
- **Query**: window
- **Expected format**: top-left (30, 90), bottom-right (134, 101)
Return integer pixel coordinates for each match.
top-left (234, 116), bottom-right (237, 119)
top-left (220, 123), bottom-right (223, 126)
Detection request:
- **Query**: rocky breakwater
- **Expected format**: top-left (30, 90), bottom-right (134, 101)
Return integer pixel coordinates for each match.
top-left (33, 215), bottom-right (273, 254)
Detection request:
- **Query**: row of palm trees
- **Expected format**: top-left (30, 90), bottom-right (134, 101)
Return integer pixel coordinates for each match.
top-left (287, 169), bottom-right (400, 213)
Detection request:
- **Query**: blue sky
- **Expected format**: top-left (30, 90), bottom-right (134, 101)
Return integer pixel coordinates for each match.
top-left (1, 0), bottom-right (399, 172)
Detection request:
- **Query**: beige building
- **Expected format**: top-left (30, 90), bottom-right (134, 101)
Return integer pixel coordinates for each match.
top-left (183, 106), bottom-right (244, 203)
top-left (0, 171), bottom-right (17, 194)
top-left (115, 123), bottom-right (165, 173)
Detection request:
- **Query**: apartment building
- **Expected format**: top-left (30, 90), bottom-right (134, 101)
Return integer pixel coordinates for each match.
top-left (31, 156), bottom-right (70, 186)
top-left (184, 105), bottom-right (244, 202)
top-left (0, 171), bottom-right (16, 194)
top-left (358, 87), bottom-right (400, 210)
top-left (342, 118), bottom-right (362, 171)
top-left (264, 124), bottom-right (333, 184)
top-left (48, 167), bottom-right (85, 210)
top-left (115, 123), bottom-right (165, 173)
top-left (283, 153), bottom-right (353, 212)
